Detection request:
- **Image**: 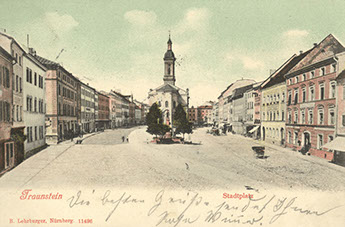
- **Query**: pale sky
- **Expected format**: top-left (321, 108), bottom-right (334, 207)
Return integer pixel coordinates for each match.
top-left (2, 0), bottom-right (345, 106)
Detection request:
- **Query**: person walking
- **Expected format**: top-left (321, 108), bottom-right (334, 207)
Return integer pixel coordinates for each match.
top-left (122, 136), bottom-right (125, 142)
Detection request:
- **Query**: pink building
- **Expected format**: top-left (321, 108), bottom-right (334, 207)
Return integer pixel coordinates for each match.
top-left (285, 34), bottom-right (345, 161)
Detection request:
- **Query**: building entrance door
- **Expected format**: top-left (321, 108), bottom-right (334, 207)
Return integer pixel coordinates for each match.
top-left (5, 142), bottom-right (14, 169)
top-left (302, 132), bottom-right (311, 154)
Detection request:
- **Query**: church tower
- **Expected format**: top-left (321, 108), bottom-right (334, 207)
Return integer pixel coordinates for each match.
top-left (163, 34), bottom-right (176, 85)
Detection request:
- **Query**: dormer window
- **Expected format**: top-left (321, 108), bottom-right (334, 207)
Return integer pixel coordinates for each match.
top-left (320, 67), bottom-right (325, 76)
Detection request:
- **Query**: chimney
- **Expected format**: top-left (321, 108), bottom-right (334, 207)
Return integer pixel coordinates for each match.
top-left (299, 50), bottom-right (303, 55)
top-left (27, 34), bottom-right (30, 48)
top-left (29, 48), bottom-right (36, 56)
top-left (313, 43), bottom-right (317, 47)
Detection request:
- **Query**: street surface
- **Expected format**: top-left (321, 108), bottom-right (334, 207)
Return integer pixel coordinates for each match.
top-left (1, 126), bottom-right (345, 192)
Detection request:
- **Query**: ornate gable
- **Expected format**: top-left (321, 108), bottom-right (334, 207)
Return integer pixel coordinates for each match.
top-left (289, 34), bottom-right (345, 73)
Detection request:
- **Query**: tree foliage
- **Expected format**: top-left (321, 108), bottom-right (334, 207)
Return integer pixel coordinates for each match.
top-left (146, 103), bottom-right (170, 137)
top-left (173, 104), bottom-right (193, 138)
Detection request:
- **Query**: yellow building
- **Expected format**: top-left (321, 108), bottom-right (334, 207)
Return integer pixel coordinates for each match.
top-left (260, 53), bottom-right (307, 145)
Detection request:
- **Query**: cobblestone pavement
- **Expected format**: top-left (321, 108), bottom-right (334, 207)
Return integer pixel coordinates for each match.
top-left (1, 126), bottom-right (345, 193)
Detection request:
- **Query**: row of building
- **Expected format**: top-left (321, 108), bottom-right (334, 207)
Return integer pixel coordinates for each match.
top-left (0, 32), bottom-right (148, 174)
top-left (212, 34), bottom-right (345, 165)
top-left (188, 102), bottom-right (214, 126)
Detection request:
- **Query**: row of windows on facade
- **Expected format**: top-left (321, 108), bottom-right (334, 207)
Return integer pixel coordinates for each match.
top-left (158, 101), bottom-right (177, 108)
top-left (244, 92), bottom-right (257, 99)
top-left (58, 84), bottom-right (76, 101)
top-left (264, 127), bottom-right (284, 139)
top-left (98, 113), bottom-right (109, 120)
top-left (58, 71), bottom-right (76, 88)
top-left (81, 99), bottom-right (95, 108)
top-left (26, 96), bottom-right (45, 113)
top-left (287, 131), bottom-right (333, 150)
top-left (0, 65), bottom-right (11, 89)
top-left (287, 63), bottom-right (336, 86)
top-left (0, 101), bottom-right (11, 122)
top-left (247, 101), bottom-right (254, 109)
top-left (287, 80), bottom-right (337, 105)
top-left (81, 112), bottom-right (95, 120)
top-left (263, 92), bottom-right (285, 105)
top-left (287, 106), bottom-right (336, 125)
top-left (81, 88), bottom-right (95, 99)
top-left (58, 103), bottom-right (76, 117)
top-left (26, 125), bottom-right (44, 143)
top-left (13, 105), bottom-right (23, 122)
top-left (12, 50), bottom-right (22, 66)
top-left (263, 111), bottom-right (285, 122)
top-left (26, 67), bottom-right (44, 89)
top-left (13, 74), bottom-right (22, 93)
top-left (99, 105), bottom-right (109, 111)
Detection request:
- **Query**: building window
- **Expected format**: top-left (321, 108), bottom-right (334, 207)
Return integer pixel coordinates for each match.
top-left (288, 111), bottom-right (292, 124)
top-left (296, 76), bottom-right (299, 83)
top-left (15, 75), bottom-right (18, 92)
top-left (288, 131), bottom-right (292, 144)
top-left (302, 73), bottom-right (306, 81)
top-left (318, 107), bottom-right (324, 125)
top-left (35, 126), bottom-right (37, 141)
top-left (328, 135), bottom-right (334, 143)
top-left (318, 134), bottom-right (323, 149)
top-left (332, 64), bottom-right (336, 73)
top-left (294, 89), bottom-right (299, 104)
top-left (288, 91), bottom-right (292, 105)
top-left (320, 67), bottom-right (325, 76)
top-left (282, 110), bottom-right (285, 121)
top-left (19, 77), bottom-right (22, 92)
top-left (311, 71), bottom-right (315, 78)
top-left (319, 83), bottom-right (325, 100)
top-left (294, 110), bottom-right (298, 124)
top-left (330, 81), bottom-right (336, 99)
top-left (309, 109), bottom-right (313, 124)
top-left (289, 79), bottom-right (293, 85)
top-left (302, 87), bottom-right (306, 102)
top-left (294, 131), bottom-right (298, 145)
top-left (34, 72), bottom-right (37, 85)
top-left (309, 86), bottom-right (315, 101)
top-left (329, 108), bottom-right (335, 125)
top-left (301, 109), bottom-right (305, 124)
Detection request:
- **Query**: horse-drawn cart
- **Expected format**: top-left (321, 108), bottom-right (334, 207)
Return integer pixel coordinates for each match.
top-left (252, 146), bottom-right (265, 158)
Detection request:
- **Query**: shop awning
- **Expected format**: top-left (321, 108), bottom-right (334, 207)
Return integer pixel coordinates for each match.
top-left (249, 125), bottom-right (260, 133)
top-left (322, 136), bottom-right (345, 152)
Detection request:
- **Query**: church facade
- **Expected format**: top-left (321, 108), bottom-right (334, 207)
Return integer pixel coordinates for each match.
top-left (148, 36), bottom-right (189, 127)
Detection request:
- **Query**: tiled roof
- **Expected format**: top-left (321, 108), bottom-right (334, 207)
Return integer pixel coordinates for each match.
top-left (34, 55), bottom-right (60, 68)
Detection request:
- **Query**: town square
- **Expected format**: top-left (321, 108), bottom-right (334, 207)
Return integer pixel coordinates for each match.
top-left (1, 0), bottom-right (345, 226)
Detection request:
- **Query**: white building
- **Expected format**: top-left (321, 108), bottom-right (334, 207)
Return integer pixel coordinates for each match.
top-left (148, 36), bottom-right (189, 127)
top-left (80, 82), bottom-right (95, 133)
top-left (23, 49), bottom-right (47, 154)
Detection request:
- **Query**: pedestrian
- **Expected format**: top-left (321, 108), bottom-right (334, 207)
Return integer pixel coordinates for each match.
top-left (70, 130), bottom-right (73, 142)
top-left (122, 136), bottom-right (125, 142)
top-left (126, 137), bottom-right (129, 142)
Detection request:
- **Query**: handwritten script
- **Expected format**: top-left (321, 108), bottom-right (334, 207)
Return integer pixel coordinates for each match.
top-left (66, 190), bottom-right (342, 226)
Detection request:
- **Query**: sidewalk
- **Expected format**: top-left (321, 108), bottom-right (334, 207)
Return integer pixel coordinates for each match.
top-left (0, 131), bottom-right (100, 195)
top-left (229, 133), bottom-right (345, 173)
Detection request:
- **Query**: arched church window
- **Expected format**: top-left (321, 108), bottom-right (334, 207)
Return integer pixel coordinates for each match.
top-left (167, 65), bottom-right (171, 75)
top-left (165, 101), bottom-right (169, 107)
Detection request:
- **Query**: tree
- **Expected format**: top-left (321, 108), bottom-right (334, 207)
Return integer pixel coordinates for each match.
top-left (146, 103), bottom-right (170, 138)
top-left (173, 104), bottom-right (193, 139)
